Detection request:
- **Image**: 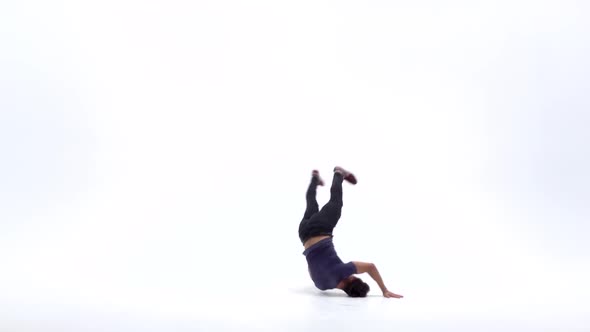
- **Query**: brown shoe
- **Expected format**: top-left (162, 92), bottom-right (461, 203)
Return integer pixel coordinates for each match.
top-left (334, 166), bottom-right (357, 185)
top-left (312, 170), bottom-right (325, 186)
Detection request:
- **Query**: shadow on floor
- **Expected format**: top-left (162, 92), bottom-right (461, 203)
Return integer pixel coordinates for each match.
top-left (289, 286), bottom-right (382, 298)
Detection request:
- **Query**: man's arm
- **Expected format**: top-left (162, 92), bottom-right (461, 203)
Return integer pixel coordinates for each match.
top-left (353, 261), bottom-right (403, 298)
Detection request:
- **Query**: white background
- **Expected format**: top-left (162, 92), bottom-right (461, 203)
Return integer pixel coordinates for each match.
top-left (1, 1), bottom-right (589, 331)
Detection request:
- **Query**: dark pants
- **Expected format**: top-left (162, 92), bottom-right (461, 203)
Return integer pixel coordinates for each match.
top-left (298, 173), bottom-right (344, 244)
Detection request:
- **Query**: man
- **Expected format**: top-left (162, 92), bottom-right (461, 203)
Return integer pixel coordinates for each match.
top-left (298, 166), bottom-right (403, 298)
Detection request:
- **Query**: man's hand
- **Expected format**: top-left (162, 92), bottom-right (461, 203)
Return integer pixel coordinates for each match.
top-left (383, 290), bottom-right (403, 298)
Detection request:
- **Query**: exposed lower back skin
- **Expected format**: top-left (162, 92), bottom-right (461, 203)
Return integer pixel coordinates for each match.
top-left (303, 235), bottom-right (332, 250)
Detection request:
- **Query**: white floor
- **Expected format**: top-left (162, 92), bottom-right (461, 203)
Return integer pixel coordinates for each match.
top-left (2, 284), bottom-right (589, 332)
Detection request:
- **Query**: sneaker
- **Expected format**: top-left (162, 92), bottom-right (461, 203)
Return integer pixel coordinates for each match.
top-left (312, 170), bottom-right (325, 186)
top-left (334, 166), bottom-right (357, 185)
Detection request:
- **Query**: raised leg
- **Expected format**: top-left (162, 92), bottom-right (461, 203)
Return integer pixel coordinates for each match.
top-left (298, 168), bottom-right (356, 243)
top-left (328, 172), bottom-right (344, 206)
top-left (313, 172), bottom-right (344, 229)
top-left (302, 176), bottom-right (320, 220)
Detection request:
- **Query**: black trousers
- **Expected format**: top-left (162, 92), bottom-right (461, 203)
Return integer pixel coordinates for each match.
top-left (298, 173), bottom-right (344, 244)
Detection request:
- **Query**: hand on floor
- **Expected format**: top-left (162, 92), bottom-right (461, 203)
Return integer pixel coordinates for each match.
top-left (383, 290), bottom-right (403, 298)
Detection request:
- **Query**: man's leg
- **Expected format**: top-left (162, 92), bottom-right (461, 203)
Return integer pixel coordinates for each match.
top-left (313, 167), bottom-right (357, 230)
top-left (314, 172), bottom-right (345, 230)
top-left (302, 170), bottom-right (323, 220)
top-left (299, 167), bottom-right (355, 242)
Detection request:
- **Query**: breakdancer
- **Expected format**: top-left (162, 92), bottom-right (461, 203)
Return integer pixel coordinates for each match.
top-left (298, 167), bottom-right (403, 298)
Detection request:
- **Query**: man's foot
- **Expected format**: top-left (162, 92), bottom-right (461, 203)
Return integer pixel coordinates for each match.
top-left (312, 170), bottom-right (325, 186)
top-left (334, 166), bottom-right (357, 185)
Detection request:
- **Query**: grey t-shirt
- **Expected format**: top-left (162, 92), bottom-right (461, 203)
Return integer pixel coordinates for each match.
top-left (303, 237), bottom-right (357, 290)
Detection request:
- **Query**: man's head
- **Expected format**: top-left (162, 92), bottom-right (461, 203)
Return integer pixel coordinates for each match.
top-left (343, 277), bottom-right (370, 297)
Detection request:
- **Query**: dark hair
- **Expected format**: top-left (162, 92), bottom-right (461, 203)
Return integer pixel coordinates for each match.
top-left (344, 278), bottom-right (370, 297)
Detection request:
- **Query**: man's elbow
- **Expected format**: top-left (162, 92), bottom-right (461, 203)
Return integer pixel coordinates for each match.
top-left (353, 261), bottom-right (377, 274)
